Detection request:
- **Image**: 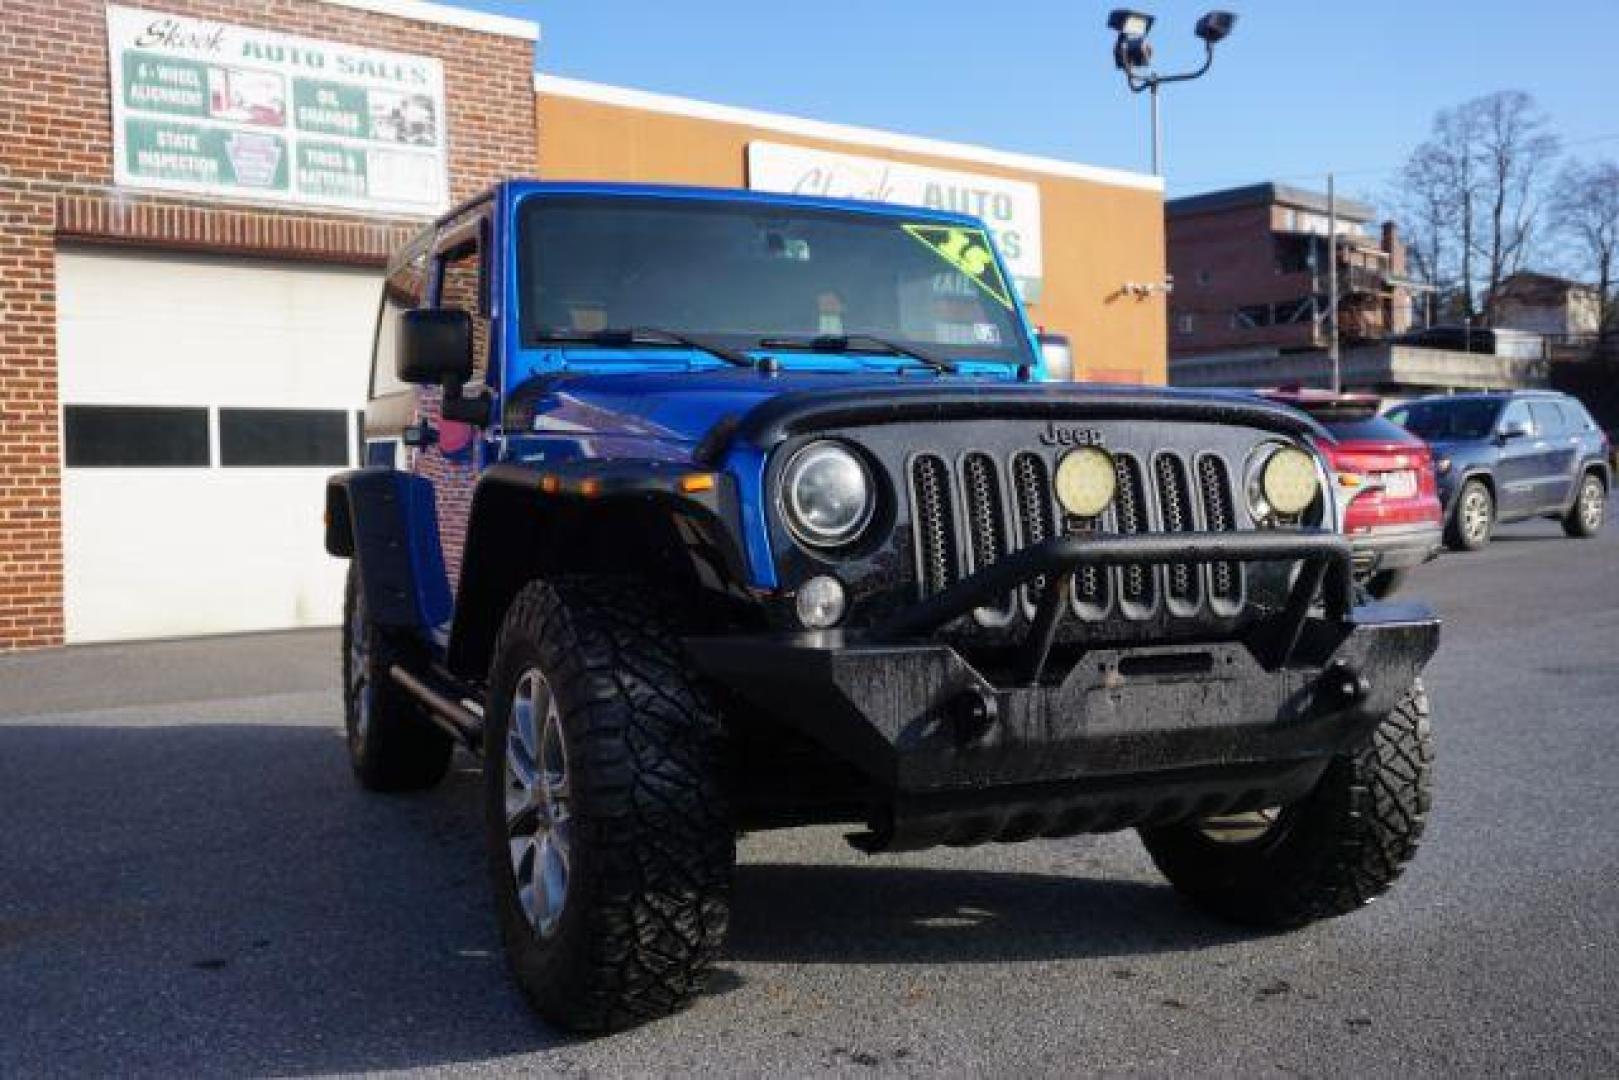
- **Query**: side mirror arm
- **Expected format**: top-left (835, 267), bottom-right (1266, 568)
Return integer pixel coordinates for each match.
top-left (440, 373), bottom-right (491, 425)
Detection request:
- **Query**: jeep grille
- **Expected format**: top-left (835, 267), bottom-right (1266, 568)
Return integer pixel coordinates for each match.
top-left (909, 449), bottom-right (1244, 624)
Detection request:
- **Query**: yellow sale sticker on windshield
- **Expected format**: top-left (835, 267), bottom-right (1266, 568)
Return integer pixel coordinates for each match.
top-left (902, 224), bottom-right (1015, 311)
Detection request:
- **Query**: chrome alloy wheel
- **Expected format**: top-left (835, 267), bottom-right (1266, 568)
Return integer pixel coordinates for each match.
top-left (1460, 486), bottom-right (1492, 545)
top-left (1197, 807), bottom-right (1283, 845)
top-left (505, 667), bottom-right (572, 938)
top-left (1579, 478), bottom-right (1605, 531)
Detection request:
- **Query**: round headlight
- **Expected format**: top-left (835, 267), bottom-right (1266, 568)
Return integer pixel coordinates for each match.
top-left (781, 442), bottom-right (876, 547)
top-left (1054, 446), bottom-right (1117, 518)
top-left (1260, 446), bottom-right (1321, 516)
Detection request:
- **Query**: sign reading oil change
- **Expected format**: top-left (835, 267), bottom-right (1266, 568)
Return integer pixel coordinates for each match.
top-left (106, 4), bottom-right (448, 215)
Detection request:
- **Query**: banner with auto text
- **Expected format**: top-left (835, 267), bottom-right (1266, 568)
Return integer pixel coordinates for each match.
top-left (106, 4), bottom-right (449, 216)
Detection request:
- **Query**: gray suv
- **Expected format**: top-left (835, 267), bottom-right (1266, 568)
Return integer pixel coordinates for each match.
top-left (1385, 391), bottom-right (1610, 550)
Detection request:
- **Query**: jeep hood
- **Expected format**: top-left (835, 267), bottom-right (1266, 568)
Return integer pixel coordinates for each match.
top-left (515, 369), bottom-right (1327, 463)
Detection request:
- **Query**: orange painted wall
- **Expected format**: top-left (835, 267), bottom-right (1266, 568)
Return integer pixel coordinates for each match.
top-left (534, 94), bottom-right (1167, 384)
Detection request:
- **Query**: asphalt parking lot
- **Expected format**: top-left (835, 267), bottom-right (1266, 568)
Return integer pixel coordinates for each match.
top-left (3, 519), bottom-right (1616, 1077)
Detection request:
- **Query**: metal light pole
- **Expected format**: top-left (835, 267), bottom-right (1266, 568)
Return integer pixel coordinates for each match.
top-left (1327, 172), bottom-right (1341, 392)
top-left (1107, 10), bottom-right (1237, 178)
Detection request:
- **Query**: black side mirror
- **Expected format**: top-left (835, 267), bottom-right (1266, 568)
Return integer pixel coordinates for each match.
top-left (396, 308), bottom-right (489, 425)
top-left (397, 307), bottom-right (473, 386)
top-left (1498, 419), bottom-right (1532, 442)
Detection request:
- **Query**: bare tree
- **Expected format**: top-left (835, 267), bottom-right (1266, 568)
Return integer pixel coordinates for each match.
top-left (1393, 140), bottom-right (1462, 322)
top-left (1393, 91), bottom-right (1558, 323)
top-left (1471, 91), bottom-right (1559, 317)
top-left (1551, 159), bottom-right (1619, 330)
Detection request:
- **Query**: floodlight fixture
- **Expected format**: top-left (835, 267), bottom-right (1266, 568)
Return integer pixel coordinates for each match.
top-left (1194, 11), bottom-right (1237, 44)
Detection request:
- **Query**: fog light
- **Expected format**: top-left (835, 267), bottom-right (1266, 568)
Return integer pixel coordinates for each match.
top-left (795, 575), bottom-right (847, 629)
top-left (1055, 446), bottom-right (1117, 518)
top-left (1260, 447), bottom-right (1320, 516)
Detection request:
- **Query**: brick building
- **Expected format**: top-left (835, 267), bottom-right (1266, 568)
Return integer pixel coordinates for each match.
top-left (0, 0), bottom-right (537, 649)
top-left (0, 1), bottom-right (1163, 650)
top-left (1165, 182), bottom-right (1412, 359)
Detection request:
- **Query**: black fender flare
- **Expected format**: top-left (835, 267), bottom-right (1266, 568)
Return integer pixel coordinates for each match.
top-left (325, 468), bottom-right (449, 631)
top-left (446, 461), bottom-right (751, 680)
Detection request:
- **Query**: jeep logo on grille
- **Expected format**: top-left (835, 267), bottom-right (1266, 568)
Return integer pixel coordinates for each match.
top-left (1038, 422), bottom-right (1105, 448)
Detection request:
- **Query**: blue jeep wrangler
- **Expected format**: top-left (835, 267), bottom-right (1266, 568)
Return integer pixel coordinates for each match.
top-left (325, 181), bottom-right (1440, 1031)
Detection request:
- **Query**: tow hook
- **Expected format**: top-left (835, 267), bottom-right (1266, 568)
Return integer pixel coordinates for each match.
top-left (951, 686), bottom-right (1000, 746)
top-left (1320, 660), bottom-right (1371, 710)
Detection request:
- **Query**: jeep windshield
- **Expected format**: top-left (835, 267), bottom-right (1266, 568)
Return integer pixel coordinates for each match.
top-left (516, 196), bottom-right (1034, 368)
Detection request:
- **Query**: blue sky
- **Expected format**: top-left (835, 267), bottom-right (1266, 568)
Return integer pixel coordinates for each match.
top-left (464, 1), bottom-right (1619, 203)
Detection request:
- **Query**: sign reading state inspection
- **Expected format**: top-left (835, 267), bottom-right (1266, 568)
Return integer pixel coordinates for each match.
top-left (106, 5), bottom-right (449, 215)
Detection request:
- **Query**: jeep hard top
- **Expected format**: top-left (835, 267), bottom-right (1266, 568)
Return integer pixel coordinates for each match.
top-left (325, 181), bottom-right (1439, 1032)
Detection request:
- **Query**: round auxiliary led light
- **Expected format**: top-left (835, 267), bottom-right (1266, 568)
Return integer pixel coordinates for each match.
top-left (1054, 446), bottom-right (1118, 518)
top-left (781, 441), bottom-right (876, 548)
top-left (795, 575), bottom-right (847, 629)
top-left (1261, 446), bottom-right (1321, 516)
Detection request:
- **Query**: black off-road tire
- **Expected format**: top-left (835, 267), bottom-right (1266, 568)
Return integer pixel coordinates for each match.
top-left (1366, 568), bottom-right (1409, 599)
top-left (1445, 479), bottom-right (1494, 551)
top-left (1139, 683), bottom-right (1432, 929)
top-left (342, 565), bottom-right (454, 792)
top-left (483, 576), bottom-right (733, 1033)
top-left (1562, 472), bottom-right (1606, 538)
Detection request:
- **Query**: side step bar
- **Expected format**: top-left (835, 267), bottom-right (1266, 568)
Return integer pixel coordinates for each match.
top-left (389, 665), bottom-right (484, 750)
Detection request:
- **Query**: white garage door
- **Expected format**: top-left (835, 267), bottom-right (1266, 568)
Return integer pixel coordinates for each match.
top-left (57, 247), bottom-right (382, 643)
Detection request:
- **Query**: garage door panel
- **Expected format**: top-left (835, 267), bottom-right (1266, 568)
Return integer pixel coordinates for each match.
top-left (63, 472), bottom-right (349, 642)
top-left (58, 247), bottom-right (379, 408)
top-left (58, 248), bottom-right (381, 643)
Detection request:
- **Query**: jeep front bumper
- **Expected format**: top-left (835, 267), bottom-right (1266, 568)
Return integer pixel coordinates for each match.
top-left (686, 530), bottom-right (1441, 848)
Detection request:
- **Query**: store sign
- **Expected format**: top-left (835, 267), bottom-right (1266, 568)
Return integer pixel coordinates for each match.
top-left (747, 141), bottom-right (1045, 302)
top-left (106, 4), bottom-right (448, 216)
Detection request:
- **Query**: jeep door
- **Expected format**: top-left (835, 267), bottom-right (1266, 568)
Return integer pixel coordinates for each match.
top-left (416, 220), bottom-right (494, 596)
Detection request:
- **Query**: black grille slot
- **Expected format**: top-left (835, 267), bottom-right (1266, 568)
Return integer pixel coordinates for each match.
top-left (961, 453), bottom-right (1013, 618)
top-left (1154, 453), bottom-right (1199, 609)
top-left (1069, 509), bottom-right (1109, 618)
top-left (911, 454), bottom-right (960, 597)
top-left (1011, 452), bottom-right (1054, 611)
top-left (1197, 455), bottom-right (1242, 606)
top-left (1113, 454), bottom-right (1155, 612)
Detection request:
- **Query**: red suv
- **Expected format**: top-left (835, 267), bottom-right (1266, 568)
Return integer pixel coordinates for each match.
top-left (1258, 389), bottom-right (1444, 597)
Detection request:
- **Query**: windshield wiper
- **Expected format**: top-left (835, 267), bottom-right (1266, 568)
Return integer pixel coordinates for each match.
top-left (758, 333), bottom-right (958, 374)
top-left (532, 327), bottom-right (755, 368)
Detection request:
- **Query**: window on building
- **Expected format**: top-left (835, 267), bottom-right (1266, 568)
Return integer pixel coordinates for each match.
top-left (63, 405), bottom-right (210, 468)
top-left (219, 408), bottom-right (350, 467)
top-left (1175, 313), bottom-right (1196, 335)
top-left (1274, 234), bottom-right (1323, 275)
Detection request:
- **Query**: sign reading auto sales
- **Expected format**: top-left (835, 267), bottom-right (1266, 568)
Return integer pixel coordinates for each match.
top-left (106, 5), bottom-right (448, 215)
top-left (747, 141), bottom-right (1045, 302)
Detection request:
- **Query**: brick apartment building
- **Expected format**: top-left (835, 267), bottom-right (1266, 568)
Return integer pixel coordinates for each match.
top-left (1166, 183), bottom-right (1413, 359)
top-left (0, 0), bottom-right (1164, 650)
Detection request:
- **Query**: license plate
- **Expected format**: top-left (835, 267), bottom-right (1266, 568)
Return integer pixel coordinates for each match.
top-left (1378, 470), bottom-right (1418, 498)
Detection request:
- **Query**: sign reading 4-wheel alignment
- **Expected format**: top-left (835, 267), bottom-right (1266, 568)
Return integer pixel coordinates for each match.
top-left (106, 4), bottom-right (449, 216)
